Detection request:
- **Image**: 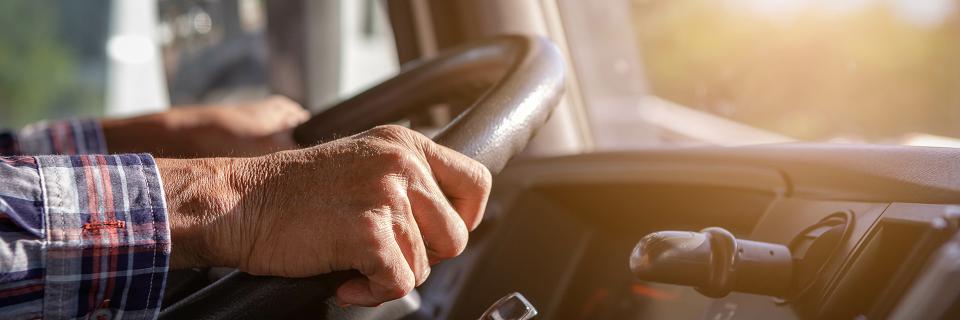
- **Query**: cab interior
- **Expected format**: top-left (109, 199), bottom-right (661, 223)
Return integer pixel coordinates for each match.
top-left (5, 1), bottom-right (960, 319)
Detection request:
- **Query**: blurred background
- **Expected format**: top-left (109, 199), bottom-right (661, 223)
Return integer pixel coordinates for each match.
top-left (0, 0), bottom-right (396, 128)
top-left (0, 0), bottom-right (112, 128)
top-left (1, 0), bottom-right (959, 149)
top-left (633, 0), bottom-right (960, 145)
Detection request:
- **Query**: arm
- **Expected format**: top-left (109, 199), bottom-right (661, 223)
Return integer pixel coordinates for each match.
top-left (0, 125), bottom-right (491, 318)
top-left (103, 96), bottom-right (308, 158)
top-left (1, 95), bottom-right (308, 158)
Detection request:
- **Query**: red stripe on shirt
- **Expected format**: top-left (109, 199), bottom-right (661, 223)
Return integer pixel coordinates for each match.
top-left (50, 125), bottom-right (63, 154)
top-left (79, 155), bottom-right (102, 312)
top-left (96, 155), bottom-right (119, 306)
top-left (64, 122), bottom-right (77, 155)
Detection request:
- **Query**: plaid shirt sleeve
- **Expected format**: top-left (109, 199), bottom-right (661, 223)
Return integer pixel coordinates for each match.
top-left (0, 120), bottom-right (171, 319)
top-left (0, 119), bottom-right (108, 156)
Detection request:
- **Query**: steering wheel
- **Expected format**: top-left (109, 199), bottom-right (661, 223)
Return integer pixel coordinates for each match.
top-left (159, 34), bottom-right (566, 319)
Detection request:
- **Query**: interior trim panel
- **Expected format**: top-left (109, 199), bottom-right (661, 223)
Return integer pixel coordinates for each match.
top-left (414, 145), bottom-right (960, 319)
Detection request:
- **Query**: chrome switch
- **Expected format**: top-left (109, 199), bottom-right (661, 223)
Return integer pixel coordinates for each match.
top-left (479, 292), bottom-right (538, 320)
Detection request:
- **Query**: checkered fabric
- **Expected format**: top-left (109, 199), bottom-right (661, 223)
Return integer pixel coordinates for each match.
top-left (0, 119), bottom-right (107, 156)
top-left (1, 120), bottom-right (171, 320)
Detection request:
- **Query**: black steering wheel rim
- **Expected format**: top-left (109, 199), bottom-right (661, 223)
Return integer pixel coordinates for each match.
top-left (159, 34), bottom-right (566, 320)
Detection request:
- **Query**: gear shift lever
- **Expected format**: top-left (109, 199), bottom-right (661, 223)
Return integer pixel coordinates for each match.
top-left (629, 227), bottom-right (793, 298)
top-left (480, 292), bottom-right (537, 320)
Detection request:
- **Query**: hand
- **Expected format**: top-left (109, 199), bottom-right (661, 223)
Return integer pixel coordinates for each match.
top-left (158, 125), bottom-right (493, 306)
top-left (104, 95), bottom-right (310, 157)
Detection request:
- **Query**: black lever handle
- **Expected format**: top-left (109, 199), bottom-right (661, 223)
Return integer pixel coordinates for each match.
top-left (629, 227), bottom-right (793, 298)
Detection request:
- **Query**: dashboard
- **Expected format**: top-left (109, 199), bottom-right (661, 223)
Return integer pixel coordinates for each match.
top-left (413, 145), bottom-right (960, 319)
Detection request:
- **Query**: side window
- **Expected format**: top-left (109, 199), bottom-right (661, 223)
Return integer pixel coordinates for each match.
top-left (0, 0), bottom-right (111, 129)
top-left (631, 0), bottom-right (960, 144)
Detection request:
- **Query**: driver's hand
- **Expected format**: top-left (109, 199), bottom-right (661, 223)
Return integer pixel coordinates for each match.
top-left (159, 125), bottom-right (492, 307)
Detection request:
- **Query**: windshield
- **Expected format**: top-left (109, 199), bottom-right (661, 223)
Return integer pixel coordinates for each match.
top-left (631, 0), bottom-right (960, 147)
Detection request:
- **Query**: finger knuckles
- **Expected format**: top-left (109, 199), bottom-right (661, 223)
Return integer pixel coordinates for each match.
top-left (417, 267), bottom-right (432, 286)
top-left (434, 227), bottom-right (469, 259)
top-left (379, 146), bottom-right (418, 169)
top-left (381, 275), bottom-right (414, 300)
top-left (367, 125), bottom-right (414, 142)
top-left (357, 210), bottom-right (394, 244)
top-left (369, 256), bottom-right (415, 300)
top-left (475, 164), bottom-right (493, 194)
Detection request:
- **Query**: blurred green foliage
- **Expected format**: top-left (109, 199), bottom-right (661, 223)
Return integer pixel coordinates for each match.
top-left (0, 0), bottom-right (106, 129)
top-left (633, 0), bottom-right (960, 141)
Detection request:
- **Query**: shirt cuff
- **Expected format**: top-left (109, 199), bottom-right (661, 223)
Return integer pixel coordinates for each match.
top-left (37, 153), bottom-right (170, 319)
top-left (17, 119), bottom-right (108, 155)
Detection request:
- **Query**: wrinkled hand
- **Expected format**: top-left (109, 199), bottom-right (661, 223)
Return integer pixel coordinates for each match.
top-left (159, 125), bottom-right (492, 306)
top-left (104, 95), bottom-right (310, 157)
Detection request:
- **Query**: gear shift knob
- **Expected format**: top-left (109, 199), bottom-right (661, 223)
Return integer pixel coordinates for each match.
top-left (629, 227), bottom-right (793, 298)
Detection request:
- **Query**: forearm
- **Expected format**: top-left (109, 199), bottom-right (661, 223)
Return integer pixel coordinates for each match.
top-left (156, 157), bottom-right (247, 270)
top-left (101, 109), bottom-right (212, 157)
top-left (101, 113), bottom-right (172, 155)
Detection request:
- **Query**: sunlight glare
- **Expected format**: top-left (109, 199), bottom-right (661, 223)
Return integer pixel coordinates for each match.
top-left (730, 0), bottom-right (956, 28)
top-left (729, 0), bottom-right (872, 17)
top-left (889, 0), bottom-right (955, 28)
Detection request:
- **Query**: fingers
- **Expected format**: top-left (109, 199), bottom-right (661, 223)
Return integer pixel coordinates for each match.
top-left (418, 140), bottom-right (492, 231)
top-left (269, 96), bottom-right (310, 127)
top-left (335, 240), bottom-right (414, 307)
top-left (331, 125), bottom-right (493, 307)
top-left (360, 125), bottom-right (489, 250)
top-left (407, 166), bottom-right (469, 263)
top-left (359, 125), bottom-right (490, 242)
top-left (394, 201), bottom-right (432, 285)
top-left (246, 95), bottom-right (311, 133)
top-left (337, 195), bottom-right (429, 307)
